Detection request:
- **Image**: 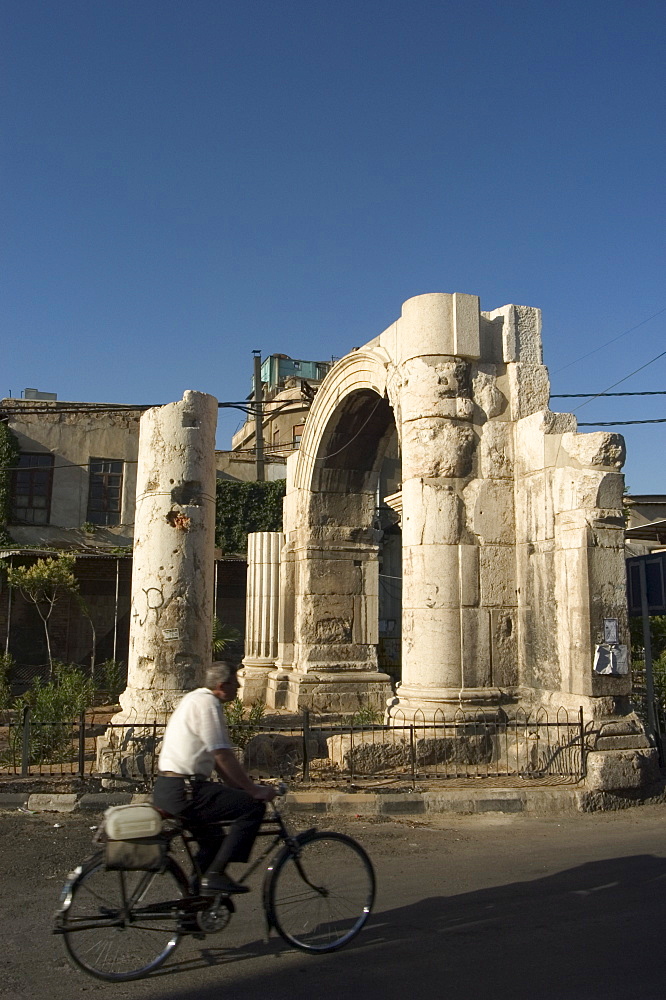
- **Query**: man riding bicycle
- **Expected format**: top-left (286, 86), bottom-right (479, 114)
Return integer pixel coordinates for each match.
top-left (153, 660), bottom-right (276, 895)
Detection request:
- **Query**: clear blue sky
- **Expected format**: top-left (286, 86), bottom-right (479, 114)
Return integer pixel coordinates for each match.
top-left (2, 0), bottom-right (664, 492)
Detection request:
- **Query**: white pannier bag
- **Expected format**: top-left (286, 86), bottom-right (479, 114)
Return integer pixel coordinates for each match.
top-left (104, 803), bottom-right (163, 840)
top-left (103, 803), bottom-right (166, 871)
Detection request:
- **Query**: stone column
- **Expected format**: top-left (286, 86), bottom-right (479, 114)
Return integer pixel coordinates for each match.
top-left (389, 293), bottom-right (494, 720)
top-left (114, 390), bottom-right (218, 721)
top-left (552, 430), bottom-right (630, 711)
top-left (239, 531), bottom-right (284, 704)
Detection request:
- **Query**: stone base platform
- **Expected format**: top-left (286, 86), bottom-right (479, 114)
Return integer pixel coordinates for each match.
top-left (266, 668), bottom-right (394, 714)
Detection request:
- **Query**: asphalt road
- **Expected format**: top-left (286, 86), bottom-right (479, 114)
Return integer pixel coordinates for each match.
top-left (1, 804), bottom-right (665, 1000)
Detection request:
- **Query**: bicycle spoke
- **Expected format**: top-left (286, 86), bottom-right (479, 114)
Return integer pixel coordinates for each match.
top-left (268, 833), bottom-right (375, 953)
top-left (60, 854), bottom-right (186, 982)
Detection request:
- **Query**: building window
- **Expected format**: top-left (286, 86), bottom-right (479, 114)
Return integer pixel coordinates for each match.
top-left (87, 458), bottom-right (123, 526)
top-left (292, 424), bottom-right (304, 448)
top-left (11, 453), bottom-right (54, 524)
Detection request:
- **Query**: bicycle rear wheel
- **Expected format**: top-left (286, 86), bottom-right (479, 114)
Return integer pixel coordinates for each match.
top-left (59, 851), bottom-right (188, 981)
top-left (266, 831), bottom-right (375, 953)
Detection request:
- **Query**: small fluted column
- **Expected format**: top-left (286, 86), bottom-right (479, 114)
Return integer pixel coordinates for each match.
top-left (239, 531), bottom-right (284, 703)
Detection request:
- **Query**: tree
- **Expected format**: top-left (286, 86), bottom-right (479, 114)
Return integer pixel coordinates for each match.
top-left (212, 616), bottom-right (241, 655)
top-left (629, 615), bottom-right (666, 658)
top-left (3, 553), bottom-right (79, 678)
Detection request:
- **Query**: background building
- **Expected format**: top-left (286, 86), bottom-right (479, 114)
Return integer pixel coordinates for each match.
top-left (0, 395), bottom-right (246, 690)
top-left (625, 495), bottom-right (666, 552)
top-left (216, 353), bottom-right (333, 481)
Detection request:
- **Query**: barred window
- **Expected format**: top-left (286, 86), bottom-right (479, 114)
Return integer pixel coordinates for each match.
top-left (11, 453), bottom-right (54, 524)
top-left (87, 459), bottom-right (123, 526)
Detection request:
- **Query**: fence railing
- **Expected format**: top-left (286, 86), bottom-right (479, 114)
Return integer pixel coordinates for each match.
top-left (630, 653), bottom-right (665, 758)
top-left (0, 706), bottom-right (588, 786)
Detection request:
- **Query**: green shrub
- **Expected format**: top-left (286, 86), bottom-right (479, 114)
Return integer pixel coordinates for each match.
top-left (98, 658), bottom-right (127, 703)
top-left (629, 615), bottom-right (666, 659)
top-left (224, 698), bottom-right (266, 750)
top-left (0, 652), bottom-right (13, 711)
top-left (9, 662), bottom-right (95, 765)
top-left (652, 652), bottom-right (666, 706)
top-left (344, 705), bottom-right (384, 727)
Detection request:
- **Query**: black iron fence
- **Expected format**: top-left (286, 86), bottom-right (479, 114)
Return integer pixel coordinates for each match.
top-left (631, 653), bottom-right (666, 756)
top-left (0, 706), bottom-right (588, 786)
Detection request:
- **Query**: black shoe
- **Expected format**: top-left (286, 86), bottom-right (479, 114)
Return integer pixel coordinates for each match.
top-left (200, 873), bottom-right (250, 895)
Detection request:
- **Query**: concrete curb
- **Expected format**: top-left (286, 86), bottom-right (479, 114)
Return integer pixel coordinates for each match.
top-left (1, 784), bottom-right (662, 817)
top-left (283, 788), bottom-right (585, 816)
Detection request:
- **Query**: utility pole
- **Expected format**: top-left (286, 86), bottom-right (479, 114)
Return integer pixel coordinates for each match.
top-left (253, 350), bottom-right (265, 482)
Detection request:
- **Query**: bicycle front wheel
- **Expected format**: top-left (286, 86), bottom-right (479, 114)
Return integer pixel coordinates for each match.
top-left (59, 851), bottom-right (188, 982)
top-left (266, 831), bottom-right (375, 953)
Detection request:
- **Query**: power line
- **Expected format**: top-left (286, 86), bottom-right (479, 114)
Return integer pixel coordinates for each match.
top-left (577, 418), bottom-right (666, 426)
top-left (0, 396), bottom-right (307, 421)
top-left (0, 401), bottom-right (255, 415)
top-left (551, 390), bottom-right (666, 398)
top-left (552, 305), bottom-right (666, 375)
top-left (572, 349), bottom-right (666, 412)
top-left (0, 460), bottom-right (139, 472)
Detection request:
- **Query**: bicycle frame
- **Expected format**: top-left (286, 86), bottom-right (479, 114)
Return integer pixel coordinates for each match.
top-left (172, 799), bottom-right (316, 886)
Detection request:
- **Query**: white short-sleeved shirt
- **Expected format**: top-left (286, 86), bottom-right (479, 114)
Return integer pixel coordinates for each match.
top-left (158, 688), bottom-right (234, 777)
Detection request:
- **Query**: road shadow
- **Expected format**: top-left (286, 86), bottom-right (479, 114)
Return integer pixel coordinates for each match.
top-left (150, 853), bottom-right (666, 1000)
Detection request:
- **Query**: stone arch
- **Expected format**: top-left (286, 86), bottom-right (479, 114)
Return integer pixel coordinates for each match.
top-left (264, 292), bottom-right (630, 724)
top-left (292, 348), bottom-right (395, 494)
top-left (266, 350), bottom-right (400, 713)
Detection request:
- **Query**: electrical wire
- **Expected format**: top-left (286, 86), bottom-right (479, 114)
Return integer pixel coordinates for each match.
top-left (0, 396), bottom-right (307, 422)
top-left (0, 460), bottom-right (139, 472)
top-left (577, 418), bottom-right (666, 426)
top-left (551, 390), bottom-right (666, 398)
top-left (571, 348), bottom-right (666, 412)
top-left (552, 305), bottom-right (666, 375)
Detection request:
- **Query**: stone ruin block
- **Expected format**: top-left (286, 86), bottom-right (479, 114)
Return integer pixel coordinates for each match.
top-left (326, 731), bottom-right (494, 774)
top-left (243, 733), bottom-right (324, 777)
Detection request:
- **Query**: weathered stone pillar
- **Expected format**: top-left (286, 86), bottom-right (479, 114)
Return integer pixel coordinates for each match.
top-left (114, 390), bottom-right (218, 721)
top-left (390, 293), bottom-right (497, 719)
top-left (239, 531), bottom-right (284, 704)
top-left (555, 431), bottom-right (629, 705)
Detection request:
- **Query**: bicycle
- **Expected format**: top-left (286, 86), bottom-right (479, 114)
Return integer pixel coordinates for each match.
top-left (53, 787), bottom-right (375, 982)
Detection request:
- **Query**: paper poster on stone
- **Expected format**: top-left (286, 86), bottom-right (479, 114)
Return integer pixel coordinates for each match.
top-left (593, 644), bottom-right (628, 675)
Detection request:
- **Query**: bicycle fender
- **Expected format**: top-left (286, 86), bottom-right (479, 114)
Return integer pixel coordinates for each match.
top-left (54, 851), bottom-right (103, 928)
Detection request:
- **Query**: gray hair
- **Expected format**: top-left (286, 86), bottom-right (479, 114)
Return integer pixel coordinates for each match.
top-left (205, 660), bottom-right (237, 689)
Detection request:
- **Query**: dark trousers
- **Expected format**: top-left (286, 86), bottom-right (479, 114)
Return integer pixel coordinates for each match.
top-left (153, 776), bottom-right (265, 875)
